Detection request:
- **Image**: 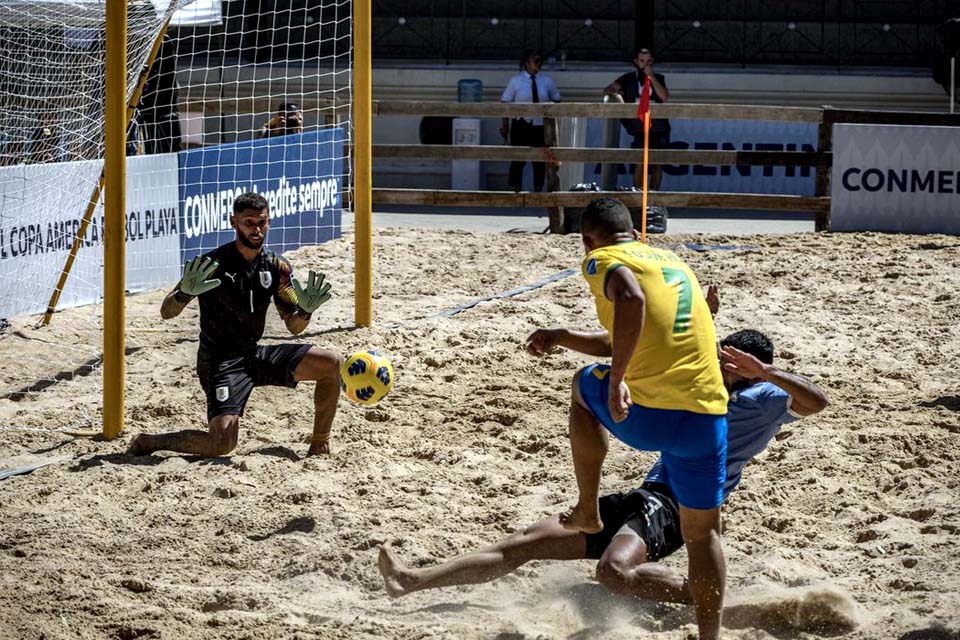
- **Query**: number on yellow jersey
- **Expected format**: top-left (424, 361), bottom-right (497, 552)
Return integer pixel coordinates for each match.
top-left (661, 267), bottom-right (692, 334)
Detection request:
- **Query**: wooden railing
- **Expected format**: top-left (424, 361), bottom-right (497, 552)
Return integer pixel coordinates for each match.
top-left (370, 100), bottom-right (960, 233)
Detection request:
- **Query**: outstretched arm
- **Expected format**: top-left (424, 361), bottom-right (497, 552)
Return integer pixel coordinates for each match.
top-left (526, 328), bottom-right (611, 357)
top-left (276, 269), bottom-right (310, 335)
top-left (282, 308), bottom-right (311, 336)
top-left (759, 365), bottom-right (829, 417)
top-left (160, 287), bottom-right (192, 320)
top-left (160, 256), bottom-right (220, 320)
top-left (721, 346), bottom-right (829, 416)
top-left (276, 264), bottom-right (331, 335)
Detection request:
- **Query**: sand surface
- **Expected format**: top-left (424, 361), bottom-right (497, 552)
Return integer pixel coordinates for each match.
top-left (1, 228), bottom-right (959, 640)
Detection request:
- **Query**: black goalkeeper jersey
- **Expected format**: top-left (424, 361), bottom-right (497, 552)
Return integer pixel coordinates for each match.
top-left (194, 242), bottom-right (300, 357)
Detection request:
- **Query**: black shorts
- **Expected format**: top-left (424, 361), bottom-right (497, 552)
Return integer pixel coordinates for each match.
top-left (197, 344), bottom-right (312, 421)
top-left (584, 483), bottom-right (684, 561)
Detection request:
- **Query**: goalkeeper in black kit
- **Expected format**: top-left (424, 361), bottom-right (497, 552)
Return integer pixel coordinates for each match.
top-left (128, 192), bottom-right (343, 458)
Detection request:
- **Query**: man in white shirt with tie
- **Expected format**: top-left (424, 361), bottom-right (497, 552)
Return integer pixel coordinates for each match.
top-left (500, 49), bottom-right (562, 192)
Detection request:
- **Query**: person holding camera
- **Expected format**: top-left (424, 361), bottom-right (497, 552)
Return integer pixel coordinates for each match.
top-left (605, 48), bottom-right (671, 190)
top-left (500, 49), bottom-right (562, 192)
top-left (257, 101), bottom-right (304, 139)
top-left (26, 120), bottom-right (60, 164)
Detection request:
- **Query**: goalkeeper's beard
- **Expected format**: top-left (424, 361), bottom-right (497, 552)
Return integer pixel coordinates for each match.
top-left (238, 231), bottom-right (265, 250)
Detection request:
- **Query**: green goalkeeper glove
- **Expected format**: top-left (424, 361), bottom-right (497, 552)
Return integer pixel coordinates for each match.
top-left (292, 270), bottom-right (332, 314)
top-left (178, 256), bottom-right (221, 297)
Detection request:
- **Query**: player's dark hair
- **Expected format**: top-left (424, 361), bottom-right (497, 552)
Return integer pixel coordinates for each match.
top-left (520, 48), bottom-right (542, 68)
top-left (233, 192), bottom-right (268, 215)
top-left (581, 197), bottom-right (633, 237)
top-left (721, 329), bottom-right (774, 365)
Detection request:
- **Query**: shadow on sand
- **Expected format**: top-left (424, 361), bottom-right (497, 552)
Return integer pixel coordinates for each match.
top-left (250, 446), bottom-right (301, 462)
top-left (70, 453), bottom-right (232, 471)
top-left (920, 396), bottom-right (960, 412)
top-left (247, 516), bottom-right (316, 542)
top-left (898, 629), bottom-right (960, 640)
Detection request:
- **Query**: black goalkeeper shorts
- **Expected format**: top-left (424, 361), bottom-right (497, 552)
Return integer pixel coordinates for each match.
top-left (197, 344), bottom-right (312, 421)
top-left (584, 483), bottom-right (684, 561)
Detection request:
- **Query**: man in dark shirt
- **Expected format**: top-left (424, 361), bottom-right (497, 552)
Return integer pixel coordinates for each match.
top-left (604, 48), bottom-right (671, 190)
top-left (128, 192), bottom-right (342, 458)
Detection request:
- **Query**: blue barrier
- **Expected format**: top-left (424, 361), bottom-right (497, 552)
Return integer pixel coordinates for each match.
top-left (178, 128), bottom-right (345, 262)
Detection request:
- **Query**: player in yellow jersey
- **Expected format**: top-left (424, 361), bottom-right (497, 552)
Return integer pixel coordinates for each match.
top-left (525, 198), bottom-right (728, 639)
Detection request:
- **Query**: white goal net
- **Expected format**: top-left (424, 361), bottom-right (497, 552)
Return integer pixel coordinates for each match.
top-left (0, 0), bottom-right (353, 434)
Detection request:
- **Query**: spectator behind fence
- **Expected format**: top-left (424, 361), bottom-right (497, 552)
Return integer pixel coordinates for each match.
top-left (257, 101), bottom-right (304, 139)
top-left (26, 120), bottom-right (60, 164)
top-left (604, 48), bottom-right (670, 190)
top-left (139, 34), bottom-right (182, 154)
top-left (500, 49), bottom-right (561, 192)
top-left (127, 116), bottom-right (141, 156)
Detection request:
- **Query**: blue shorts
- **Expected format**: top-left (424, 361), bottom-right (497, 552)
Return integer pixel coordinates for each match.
top-left (578, 363), bottom-right (727, 510)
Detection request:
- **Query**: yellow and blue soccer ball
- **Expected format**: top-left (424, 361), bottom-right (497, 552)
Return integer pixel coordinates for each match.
top-left (340, 350), bottom-right (394, 405)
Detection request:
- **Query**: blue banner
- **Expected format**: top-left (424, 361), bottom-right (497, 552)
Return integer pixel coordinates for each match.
top-left (178, 128), bottom-right (344, 262)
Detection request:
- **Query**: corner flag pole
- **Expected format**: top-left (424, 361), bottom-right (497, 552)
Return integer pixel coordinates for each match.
top-left (639, 76), bottom-right (652, 244)
top-left (354, 0), bottom-right (373, 327)
top-left (102, 0), bottom-right (127, 440)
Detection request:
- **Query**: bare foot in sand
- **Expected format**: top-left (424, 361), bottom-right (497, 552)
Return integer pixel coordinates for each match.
top-left (559, 504), bottom-right (603, 534)
top-left (127, 434), bottom-right (156, 456)
top-left (378, 544), bottom-right (419, 597)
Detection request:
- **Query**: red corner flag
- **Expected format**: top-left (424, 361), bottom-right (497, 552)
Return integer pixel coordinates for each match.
top-left (638, 75), bottom-right (652, 242)
top-left (637, 75), bottom-right (652, 120)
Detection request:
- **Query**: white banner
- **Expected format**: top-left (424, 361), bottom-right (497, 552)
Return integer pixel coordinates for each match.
top-left (832, 124), bottom-right (960, 234)
top-left (171, 0), bottom-right (223, 27)
top-left (0, 153), bottom-right (181, 319)
top-left (13, 1), bottom-right (222, 28)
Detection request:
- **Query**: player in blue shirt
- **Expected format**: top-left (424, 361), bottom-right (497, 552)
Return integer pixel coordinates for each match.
top-left (378, 325), bottom-right (828, 605)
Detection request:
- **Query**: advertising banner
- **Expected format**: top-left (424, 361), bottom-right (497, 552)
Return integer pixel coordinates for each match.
top-left (831, 124), bottom-right (960, 234)
top-left (585, 119), bottom-right (818, 195)
top-left (178, 128), bottom-right (345, 262)
top-left (0, 153), bottom-right (181, 318)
